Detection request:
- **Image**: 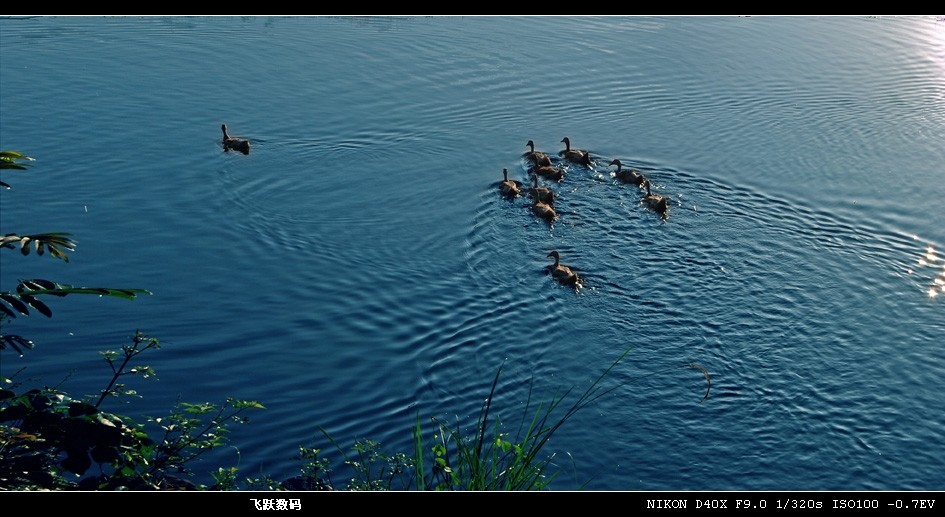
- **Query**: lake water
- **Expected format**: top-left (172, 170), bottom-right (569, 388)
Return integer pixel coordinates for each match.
top-left (1, 15), bottom-right (943, 491)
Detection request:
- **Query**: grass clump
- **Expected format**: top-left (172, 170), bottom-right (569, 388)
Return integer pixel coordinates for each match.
top-left (319, 347), bottom-right (639, 491)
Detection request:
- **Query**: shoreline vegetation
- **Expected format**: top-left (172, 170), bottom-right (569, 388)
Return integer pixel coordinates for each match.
top-left (1, 150), bottom-right (709, 491)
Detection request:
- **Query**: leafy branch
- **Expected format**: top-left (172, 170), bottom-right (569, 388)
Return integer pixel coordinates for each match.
top-left (1, 233), bottom-right (77, 262)
top-left (147, 397), bottom-right (266, 479)
top-left (94, 330), bottom-right (161, 408)
top-left (0, 278), bottom-right (151, 321)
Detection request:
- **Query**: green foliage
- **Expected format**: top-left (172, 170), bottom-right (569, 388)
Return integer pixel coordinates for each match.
top-left (0, 330), bottom-right (265, 490)
top-left (313, 350), bottom-right (712, 491)
top-left (1, 233), bottom-right (76, 262)
top-left (0, 150), bottom-right (34, 189)
top-left (94, 330), bottom-right (160, 408)
top-left (210, 466), bottom-right (241, 490)
top-left (0, 153), bottom-right (262, 490)
top-left (0, 150), bottom-right (34, 169)
top-left (346, 439), bottom-right (413, 490)
top-left (142, 397), bottom-right (265, 485)
top-left (0, 278), bottom-right (151, 326)
top-left (315, 432), bottom-right (404, 490)
top-left (296, 445), bottom-right (332, 487)
top-left (417, 350), bottom-right (633, 491)
top-left (312, 348), bottom-right (630, 491)
top-left (204, 444), bottom-right (334, 491)
top-left (0, 386), bottom-right (155, 489)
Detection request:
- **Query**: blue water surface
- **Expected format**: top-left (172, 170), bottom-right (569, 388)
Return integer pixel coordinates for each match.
top-left (1, 15), bottom-right (943, 491)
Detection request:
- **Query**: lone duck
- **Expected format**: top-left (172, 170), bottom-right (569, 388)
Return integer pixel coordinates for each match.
top-left (610, 159), bottom-right (646, 187)
top-left (532, 163), bottom-right (564, 182)
top-left (559, 137), bottom-right (590, 165)
top-left (499, 168), bottom-right (522, 198)
top-left (524, 140), bottom-right (553, 167)
top-left (531, 196), bottom-right (558, 223)
top-left (641, 179), bottom-right (669, 219)
top-left (546, 250), bottom-right (580, 287)
top-left (221, 123), bottom-right (250, 155)
top-left (528, 174), bottom-right (555, 205)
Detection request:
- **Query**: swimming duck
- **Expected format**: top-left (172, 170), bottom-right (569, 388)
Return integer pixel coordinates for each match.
top-left (221, 124), bottom-right (250, 155)
top-left (610, 159), bottom-right (646, 187)
top-left (546, 250), bottom-right (580, 287)
top-left (575, 150), bottom-right (592, 167)
top-left (528, 174), bottom-right (555, 205)
top-left (531, 197), bottom-right (558, 223)
top-left (532, 163), bottom-right (565, 182)
top-left (524, 140), bottom-right (553, 167)
top-left (498, 168), bottom-right (522, 198)
top-left (559, 137), bottom-right (590, 165)
top-left (641, 179), bottom-right (669, 219)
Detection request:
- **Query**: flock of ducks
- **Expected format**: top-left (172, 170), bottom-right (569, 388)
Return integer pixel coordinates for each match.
top-left (220, 126), bottom-right (670, 292)
top-left (500, 137), bottom-right (674, 289)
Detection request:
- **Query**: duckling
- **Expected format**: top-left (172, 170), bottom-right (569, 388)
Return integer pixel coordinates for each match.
top-left (527, 174), bottom-right (555, 205)
top-left (221, 124), bottom-right (250, 155)
top-left (532, 163), bottom-right (564, 182)
top-left (610, 159), bottom-right (646, 187)
top-left (531, 197), bottom-right (558, 223)
top-left (546, 250), bottom-right (580, 287)
top-left (641, 179), bottom-right (669, 219)
top-left (498, 168), bottom-right (522, 198)
top-left (559, 137), bottom-right (590, 165)
top-left (524, 140), bottom-right (553, 167)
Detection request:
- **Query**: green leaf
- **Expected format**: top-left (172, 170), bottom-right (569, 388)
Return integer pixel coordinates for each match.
top-left (1, 233), bottom-right (76, 261)
top-left (0, 150), bottom-right (34, 162)
top-left (231, 400), bottom-right (266, 409)
top-left (15, 282), bottom-right (151, 300)
top-left (19, 278), bottom-right (58, 291)
top-left (0, 294), bottom-right (30, 316)
top-left (20, 294), bottom-right (53, 318)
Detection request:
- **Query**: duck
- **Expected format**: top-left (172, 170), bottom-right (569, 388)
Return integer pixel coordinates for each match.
top-left (641, 179), bottom-right (669, 219)
top-left (546, 250), bottom-right (580, 287)
top-left (558, 137), bottom-right (590, 165)
top-left (575, 150), bottom-right (592, 167)
top-left (221, 124), bottom-right (250, 155)
top-left (532, 163), bottom-right (564, 182)
top-left (531, 196), bottom-right (558, 223)
top-left (499, 168), bottom-right (522, 198)
top-left (527, 174), bottom-right (555, 205)
top-left (524, 140), bottom-right (553, 167)
top-left (609, 159), bottom-right (646, 187)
